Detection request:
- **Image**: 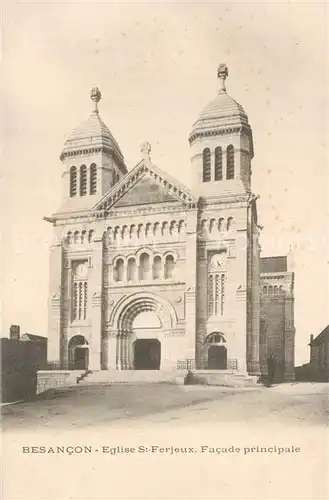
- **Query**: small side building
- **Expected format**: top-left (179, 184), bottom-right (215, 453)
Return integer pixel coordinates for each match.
top-left (1, 325), bottom-right (48, 402)
top-left (260, 256), bottom-right (295, 381)
top-left (308, 326), bottom-right (329, 381)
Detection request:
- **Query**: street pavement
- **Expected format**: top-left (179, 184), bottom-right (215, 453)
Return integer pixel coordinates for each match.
top-left (2, 381), bottom-right (328, 432)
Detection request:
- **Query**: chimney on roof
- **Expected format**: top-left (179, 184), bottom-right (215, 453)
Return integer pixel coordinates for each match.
top-left (10, 324), bottom-right (20, 341)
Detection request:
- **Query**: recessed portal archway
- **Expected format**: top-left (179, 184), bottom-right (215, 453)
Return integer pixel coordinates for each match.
top-left (68, 335), bottom-right (89, 370)
top-left (113, 293), bottom-right (176, 370)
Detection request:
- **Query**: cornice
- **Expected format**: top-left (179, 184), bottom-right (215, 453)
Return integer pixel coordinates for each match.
top-left (188, 124), bottom-right (252, 146)
top-left (60, 146), bottom-right (127, 174)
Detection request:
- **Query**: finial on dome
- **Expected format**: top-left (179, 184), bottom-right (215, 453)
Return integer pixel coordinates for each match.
top-left (90, 87), bottom-right (101, 114)
top-left (217, 64), bottom-right (228, 93)
top-left (141, 141), bottom-right (151, 160)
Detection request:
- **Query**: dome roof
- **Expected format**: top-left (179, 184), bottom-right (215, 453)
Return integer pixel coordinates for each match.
top-left (189, 64), bottom-right (250, 145)
top-left (196, 92), bottom-right (248, 125)
top-left (60, 87), bottom-right (125, 165)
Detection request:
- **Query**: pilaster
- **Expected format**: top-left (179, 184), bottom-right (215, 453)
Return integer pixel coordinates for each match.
top-left (89, 236), bottom-right (103, 370)
top-left (48, 242), bottom-right (63, 368)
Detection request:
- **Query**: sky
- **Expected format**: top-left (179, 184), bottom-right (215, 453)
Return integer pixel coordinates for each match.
top-left (2, 1), bottom-right (328, 364)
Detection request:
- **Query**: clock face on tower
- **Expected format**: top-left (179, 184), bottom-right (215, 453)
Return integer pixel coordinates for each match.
top-left (210, 252), bottom-right (226, 269)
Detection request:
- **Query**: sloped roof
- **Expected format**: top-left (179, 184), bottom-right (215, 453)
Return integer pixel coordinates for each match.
top-left (260, 256), bottom-right (287, 273)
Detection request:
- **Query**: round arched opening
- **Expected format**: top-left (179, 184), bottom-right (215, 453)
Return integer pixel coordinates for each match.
top-left (68, 335), bottom-right (89, 370)
top-left (206, 332), bottom-right (227, 370)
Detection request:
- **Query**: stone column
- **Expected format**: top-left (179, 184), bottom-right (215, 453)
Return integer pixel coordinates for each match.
top-left (48, 242), bottom-right (63, 368)
top-left (116, 333), bottom-right (122, 370)
top-left (185, 208), bottom-right (198, 365)
top-left (107, 333), bottom-right (117, 369)
top-left (61, 257), bottom-right (71, 369)
top-left (89, 236), bottom-right (103, 371)
top-left (284, 296), bottom-right (295, 381)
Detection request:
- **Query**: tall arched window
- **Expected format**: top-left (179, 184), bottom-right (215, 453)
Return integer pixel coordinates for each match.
top-left (114, 258), bottom-right (124, 282)
top-left (70, 166), bottom-right (77, 197)
top-left (90, 164), bottom-right (97, 194)
top-left (153, 256), bottom-right (162, 279)
top-left (226, 145), bottom-right (235, 179)
top-left (139, 253), bottom-right (150, 280)
top-left (80, 165), bottom-right (87, 196)
top-left (164, 255), bottom-right (175, 279)
top-left (208, 272), bottom-right (226, 316)
top-left (127, 258), bottom-right (136, 282)
top-left (202, 148), bottom-right (211, 182)
top-left (214, 147), bottom-right (223, 181)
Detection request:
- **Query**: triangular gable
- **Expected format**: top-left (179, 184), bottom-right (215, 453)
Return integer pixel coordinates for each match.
top-left (93, 158), bottom-right (197, 212)
top-left (115, 175), bottom-right (178, 206)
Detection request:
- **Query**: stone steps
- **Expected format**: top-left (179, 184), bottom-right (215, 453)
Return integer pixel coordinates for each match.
top-left (77, 369), bottom-right (258, 388)
top-left (189, 370), bottom-right (259, 387)
top-left (78, 370), bottom-right (186, 385)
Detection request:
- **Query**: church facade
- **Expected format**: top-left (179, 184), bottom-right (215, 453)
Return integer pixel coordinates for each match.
top-left (46, 65), bottom-right (295, 380)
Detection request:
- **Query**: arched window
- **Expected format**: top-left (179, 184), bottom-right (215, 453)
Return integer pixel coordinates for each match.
top-left (274, 285), bottom-right (278, 295)
top-left (153, 222), bottom-right (161, 237)
top-left (268, 285), bottom-right (273, 295)
top-left (114, 258), bottom-right (124, 282)
top-left (164, 255), bottom-right (175, 279)
top-left (70, 167), bottom-right (77, 197)
top-left (202, 148), bottom-right (211, 182)
top-left (208, 272), bottom-right (226, 316)
top-left (226, 145), bottom-right (235, 179)
top-left (74, 231), bottom-right (80, 244)
top-left (114, 226), bottom-right (120, 241)
top-left (227, 217), bottom-right (234, 231)
top-left (80, 165), bottom-right (87, 196)
top-left (127, 258), bottom-right (136, 282)
top-left (90, 164), bottom-right (97, 194)
top-left (162, 221), bottom-right (169, 236)
top-left (218, 218), bottom-right (224, 232)
top-left (153, 256), bottom-right (162, 279)
top-left (279, 285), bottom-right (284, 293)
top-left (137, 224), bottom-right (143, 239)
top-left (214, 147), bottom-right (223, 181)
top-left (178, 220), bottom-right (185, 235)
top-left (122, 225), bottom-right (129, 241)
top-left (139, 253), bottom-right (150, 280)
top-left (88, 230), bottom-right (94, 243)
top-left (145, 222), bottom-right (152, 238)
top-left (170, 221), bottom-right (177, 236)
top-left (209, 218), bottom-right (216, 233)
top-left (263, 286), bottom-right (268, 294)
top-left (129, 225), bottom-right (136, 240)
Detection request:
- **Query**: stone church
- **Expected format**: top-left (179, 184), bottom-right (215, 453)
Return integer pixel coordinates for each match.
top-left (46, 65), bottom-right (295, 381)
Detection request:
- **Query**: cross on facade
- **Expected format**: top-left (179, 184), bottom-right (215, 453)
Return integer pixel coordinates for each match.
top-left (141, 141), bottom-right (151, 160)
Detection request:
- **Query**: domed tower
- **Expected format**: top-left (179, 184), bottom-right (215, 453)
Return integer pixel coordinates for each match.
top-left (189, 64), bottom-right (254, 197)
top-left (59, 87), bottom-right (127, 212)
top-left (193, 65), bottom-right (261, 377)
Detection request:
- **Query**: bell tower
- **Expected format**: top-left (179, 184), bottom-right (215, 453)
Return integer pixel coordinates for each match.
top-left (58, 87), bottom-right (127, 213)
top-left (192, 65), bottom-right (261, 377)
top-left (189, 64), bottom-right (254, 199)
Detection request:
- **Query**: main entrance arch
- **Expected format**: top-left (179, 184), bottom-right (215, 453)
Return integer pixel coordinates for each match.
top-left (112, 293), bottom-right (177, 370)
